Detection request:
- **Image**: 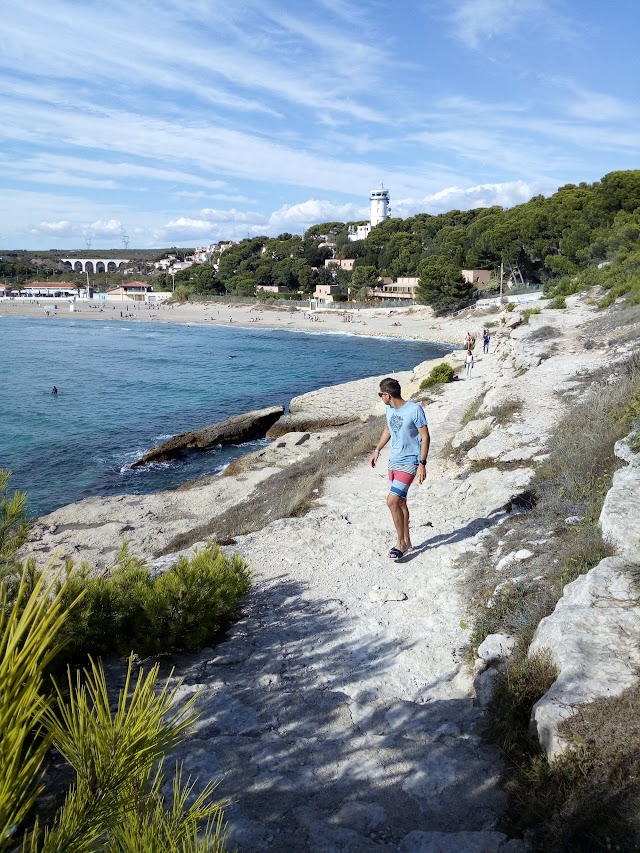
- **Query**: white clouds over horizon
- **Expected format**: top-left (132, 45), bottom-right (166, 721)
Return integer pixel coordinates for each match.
top-left (1, 0), bottom-right (638, 249)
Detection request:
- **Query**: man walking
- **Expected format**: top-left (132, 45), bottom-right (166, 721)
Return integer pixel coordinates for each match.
top-left (370, 377), bottom-right (430, 560)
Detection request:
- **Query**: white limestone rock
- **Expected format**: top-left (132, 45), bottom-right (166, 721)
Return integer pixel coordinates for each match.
top-left (494, 549), bottom-right (532, 572)
top-left (451, 416), bottom-right (495, 449)
top-left (369, 586), bottom-right (408, 603)
top-left (599, 435), bottom-right (640, 562)
top-left (477, 633), bottom-right (517, 662)
top-left (467, 426), bottom-right (542, 463)
top-left (529, 557), bottom-right (640, 758)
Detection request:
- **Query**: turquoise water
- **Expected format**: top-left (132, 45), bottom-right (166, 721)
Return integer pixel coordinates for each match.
top-left (0, 316), bottom-right (452, 517)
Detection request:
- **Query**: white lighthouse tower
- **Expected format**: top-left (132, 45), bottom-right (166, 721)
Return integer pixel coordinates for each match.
top-left (348, 184), bottom-right (391, 241)
top-left (370, 185), bottom-right (390, 227)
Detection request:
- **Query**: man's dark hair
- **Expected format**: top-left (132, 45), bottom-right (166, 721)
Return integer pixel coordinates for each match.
top-left (379, 377), bottom-right (402, 398)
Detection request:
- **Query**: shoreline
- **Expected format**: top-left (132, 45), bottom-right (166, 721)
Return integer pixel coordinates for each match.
top-left (2, 303), bottom-right (459, 520)
top-left (0, 297), bottom-right (473, 346)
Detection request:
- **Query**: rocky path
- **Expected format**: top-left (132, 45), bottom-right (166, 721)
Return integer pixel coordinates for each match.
top-left (160, 334), bottom-right (555, 852)
top-left (36, 300), bottom-right (611, 851)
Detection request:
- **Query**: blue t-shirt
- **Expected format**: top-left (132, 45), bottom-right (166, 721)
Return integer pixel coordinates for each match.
top-left (385, 400), bottom-right (428, 466)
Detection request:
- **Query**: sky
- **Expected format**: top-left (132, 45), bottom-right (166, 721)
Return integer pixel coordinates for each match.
top-left (1, 0), bottom-right (639, 250)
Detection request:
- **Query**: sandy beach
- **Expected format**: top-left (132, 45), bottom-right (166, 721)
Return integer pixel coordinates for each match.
top-left (0, 296), bottom-right (477, 346)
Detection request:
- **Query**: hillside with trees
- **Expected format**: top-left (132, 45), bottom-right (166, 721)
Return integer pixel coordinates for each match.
top-left (5, 171), bottom-right (639, 310)
top-left (176, 169), bottom-right (640, 310)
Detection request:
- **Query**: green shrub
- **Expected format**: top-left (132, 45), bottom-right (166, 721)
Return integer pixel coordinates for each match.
top-left (546, 295), bottom-right (567, 309)
top-left (151, 545), bottom-right (251, 652)
top-left (419, 362), bottom-right (455, 389)
top-left (52, 542), bottom-right (251, 669)
top-left (505, 302), bottom-right (515, 312)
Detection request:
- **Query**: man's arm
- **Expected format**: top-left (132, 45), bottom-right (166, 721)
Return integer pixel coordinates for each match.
top-left (370, 425), bottom-right (390, 467)
top-left (416, 424), bottom-right (430, 484)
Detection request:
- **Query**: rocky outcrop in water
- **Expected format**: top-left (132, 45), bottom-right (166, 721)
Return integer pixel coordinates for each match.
top-left (130, 405), bottom-right (285, 467)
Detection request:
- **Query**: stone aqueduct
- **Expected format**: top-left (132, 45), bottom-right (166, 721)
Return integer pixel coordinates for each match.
top-left (61, 258), bottom-right (131, 273)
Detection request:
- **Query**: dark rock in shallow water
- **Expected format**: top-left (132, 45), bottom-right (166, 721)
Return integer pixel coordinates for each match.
top-left (131, 405), bottom-right (284, 467)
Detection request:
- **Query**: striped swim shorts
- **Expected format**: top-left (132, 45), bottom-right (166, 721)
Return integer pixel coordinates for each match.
top-left (388, 463), bottom-right (418, 499)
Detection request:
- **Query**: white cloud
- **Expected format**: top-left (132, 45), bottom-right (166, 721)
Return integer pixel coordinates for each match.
top-left (0, 0), bottom-right (392, 125)
top-left (86, 219), bottom-right (126, 238)
top-left (562, 85), bottom-right (631, 122)
top-left (29, 220), bottom-right (76, 236)
top-left (448, 0), bottom-right (545, 49)
top-left (197, 209), bottom-right (260, 223)
top-left (29, 218), bottom-right (124, 239)
top-left (267, 199), bottom-right (366, 229)
top-left (395, 180), bottom-right (547, 216)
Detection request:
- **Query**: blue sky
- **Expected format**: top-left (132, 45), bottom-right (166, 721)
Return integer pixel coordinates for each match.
top-left (1, 0), bottom-right (638, 250)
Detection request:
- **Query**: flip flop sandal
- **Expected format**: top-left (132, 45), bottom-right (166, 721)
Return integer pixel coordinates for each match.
top-left (388, 547), bottom-right (405, 560)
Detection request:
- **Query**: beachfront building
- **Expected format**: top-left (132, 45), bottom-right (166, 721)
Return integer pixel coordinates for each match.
top-left (103, 282), bottom-right (154, 302)
top-left (312, 284), bottom-right (342, 304)
top-left (20, 282), bottom-right (79, 298)
top-left (348, 185), bottom-right (390, 242)
top-left (370, 276), bottom-right (419, 302)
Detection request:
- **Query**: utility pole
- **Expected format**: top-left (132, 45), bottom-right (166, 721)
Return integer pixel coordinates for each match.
top-left (499, 260), bottom-right (503, 302)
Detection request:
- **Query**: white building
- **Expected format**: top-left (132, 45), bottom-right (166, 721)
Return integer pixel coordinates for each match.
top-left (348, 186), bottom-right (390, 241)
top-left (192, 242), bottom-right (236, 263)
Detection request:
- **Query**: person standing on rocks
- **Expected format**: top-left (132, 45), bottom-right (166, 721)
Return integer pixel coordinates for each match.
top-left (370, 377), bottom-right (430, 560)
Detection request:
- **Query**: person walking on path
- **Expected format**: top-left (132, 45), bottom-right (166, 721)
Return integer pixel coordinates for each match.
top-left (465, 347), bottom-right (474, 379)
top-left (370, 377), bottom-right (430, 560)
top-left (483, 329), bottom-right (490, 353)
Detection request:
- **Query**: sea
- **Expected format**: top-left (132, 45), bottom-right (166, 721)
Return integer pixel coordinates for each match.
top-left (0, 316), bottom-right (453, 518)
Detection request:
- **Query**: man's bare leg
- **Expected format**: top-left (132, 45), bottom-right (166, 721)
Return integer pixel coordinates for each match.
top-left (387, 493), bottom-right (412, 553)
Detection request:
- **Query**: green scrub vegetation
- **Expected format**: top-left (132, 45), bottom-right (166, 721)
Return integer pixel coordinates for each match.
top-left (0, 472), bottom-right (250, 850)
